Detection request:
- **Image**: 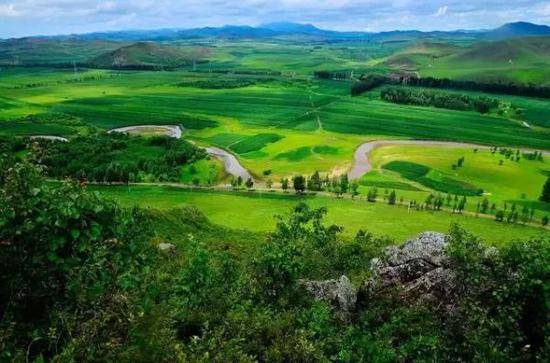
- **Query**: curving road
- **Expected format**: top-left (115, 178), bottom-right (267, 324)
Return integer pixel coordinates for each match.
top-left (107, 124), bottom-right (253, 181)
top-left (206, 147), bottom-right (253, 180)
top-left (348, 140), bottom-right (550, 180)
top-left (29, 135), bottom-right (68, 142)
top-left (108, 124), bottom-right (182, 139)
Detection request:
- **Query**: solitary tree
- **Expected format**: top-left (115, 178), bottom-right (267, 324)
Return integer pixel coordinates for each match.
top-left (367, 187), bottom-right (378, 202)
top-left (307, 171), bottom-right (323, 191)
top-left (293, 175), bottom-right (306, 194)
top-left (266, 179), bottom-right (273, 189)
top-left (540, 177), bottom-right (550, 203)
top-left (481, 198), bottom-right (489, 214)
top-left (339, 174), bottom-right (349, 195)
top-left (281, 178), bottom-right (289, 192)
top-left (542, 215), bottom-right (549, 226)
top-left (245, 177), bottom-right (254, 189)
top-left (457, 196), bottom-right (467, 213)
top-left (350, 182), bottom-right (359, 199)
top-left (388, 190), bottom-right (396, 205)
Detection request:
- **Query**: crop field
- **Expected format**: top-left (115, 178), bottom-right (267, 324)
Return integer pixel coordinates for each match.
top-left (1, 68), bottom-right (549, 180)
top-left (1, 37), bottom-right (549, 243)
top-left (92, 184), bottom-right (547, 244)
top-left (363, 144), bottom-right (550, 215)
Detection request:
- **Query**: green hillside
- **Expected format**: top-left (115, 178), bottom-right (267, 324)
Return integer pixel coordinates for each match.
top-left (0, 38), bottom-right (125, 65)
top-left (89, 41), bottom-right (194, 68)
top-left (382, 37), bottom-right (550, 85)
top-left (416, 37), bottom-right (550, 85)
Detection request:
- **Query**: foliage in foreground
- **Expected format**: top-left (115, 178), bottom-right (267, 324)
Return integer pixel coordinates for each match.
top-left (0, 159), bottom-right (548, 362)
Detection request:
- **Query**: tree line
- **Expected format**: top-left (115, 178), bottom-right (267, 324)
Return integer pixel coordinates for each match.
top-left (380, 87), bottom-right (499, 114)
top-left (271, 171), bottom-right (549, 227)
top-left (351, 74), bottom-right (550, 98)
top-left (314, 70), bottom-right (352, 81)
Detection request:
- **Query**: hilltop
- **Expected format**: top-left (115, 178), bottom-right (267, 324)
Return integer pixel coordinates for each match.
top-left (383, 36), bottom-right (550, 85)
top-left (89, 42), bottom-right (193, 69)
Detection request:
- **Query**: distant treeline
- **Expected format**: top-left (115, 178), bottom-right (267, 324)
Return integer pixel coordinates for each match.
top-left (314, 71), bottom-right (352, 80)
top-left (177, 77), bottom-right (275, 89)
top-left (380, 87), bottom-right (500, 114)
top-left (2, 61), bottom-right (208, 71)
top-left (351, 74), bottom-right (387, 96)
top-left (351, 74), bottom-right (550, 98)
top-left (210, 69), bottom-right (282, 76)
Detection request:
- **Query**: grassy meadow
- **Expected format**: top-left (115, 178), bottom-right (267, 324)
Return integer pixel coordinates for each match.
top-left (92, 184), bottom-right (547, 245)
top-left (362, 144), bottom-right (550, 215)
top-left (1, 38), bottom-right (549, 241)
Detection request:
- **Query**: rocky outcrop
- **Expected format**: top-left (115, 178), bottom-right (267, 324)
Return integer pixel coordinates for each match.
top-left (300, 275), bottom-right (356, 322)
top-left (359, 232), bottom-right (457, 311)
top-left (157, 242), bottom-right (176, 253)
top-left (301, 232), bottom-right (461, 322)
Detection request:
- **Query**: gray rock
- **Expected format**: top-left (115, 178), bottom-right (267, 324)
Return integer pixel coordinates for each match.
top-left (157, 242), bottom-right (176, 253)
top-left (359, 232), bottom-right (457, 312)
top-left (301, 275), bottom-right (356, 322)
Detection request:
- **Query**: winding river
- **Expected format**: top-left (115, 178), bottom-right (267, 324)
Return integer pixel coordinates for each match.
top-left (348, 140), bottom-right (550, 180)
top-left (109, 124), bottom-right (253, 180)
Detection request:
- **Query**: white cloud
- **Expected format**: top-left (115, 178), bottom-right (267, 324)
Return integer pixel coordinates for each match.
top-left (434, 5), bottom-right (448, 17)
top-left (0, 3), bottom-right (20, 17)
top-left (0, 0), bottom-right (548, 37)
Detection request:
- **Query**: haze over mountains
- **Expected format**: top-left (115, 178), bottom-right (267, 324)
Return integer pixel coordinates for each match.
top-left (3, 21), bottom-right (550, 42)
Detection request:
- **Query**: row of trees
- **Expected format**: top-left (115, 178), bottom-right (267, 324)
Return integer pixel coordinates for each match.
top-left (177, 78), bottom-right (274, 89)
top-left (380, 87), bottom-right (499, 114)
top-left (350, 74), bottom-right (387, 96)
top-left (268, 173), bottom-right (550, 226)
top-left (351, 74), bottom-right (550, 98)
top-left (278, 172), bottom-right (359, 197)
top-left (314, 70), bottom-right (351, 80)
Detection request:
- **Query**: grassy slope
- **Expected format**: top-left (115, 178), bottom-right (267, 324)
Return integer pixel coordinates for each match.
top-left (92, 184), bottom-right (548, 245)
top-left (414, 37), bottom-right (550, 86)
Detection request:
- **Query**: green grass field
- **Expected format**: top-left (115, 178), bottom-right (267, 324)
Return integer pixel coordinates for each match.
top-left (92, 184), bottom-right (548, 245)
top-left (362, 144), bottom-right (550, 216)
top-left (1, 38), bottom-right (549, 243)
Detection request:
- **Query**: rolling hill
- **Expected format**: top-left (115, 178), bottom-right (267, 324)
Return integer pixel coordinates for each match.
top-left (384, 36), bottom-right (550, 85)
top-left (89, 42), bottom-right (194, 69)
top-left (484, 21), bottom-right (550, 39)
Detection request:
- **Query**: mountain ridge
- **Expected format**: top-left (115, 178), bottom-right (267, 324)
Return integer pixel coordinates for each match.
top-left (3, 21), bottom-right (549, 42)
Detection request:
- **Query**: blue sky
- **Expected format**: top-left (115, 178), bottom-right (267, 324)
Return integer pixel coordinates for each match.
top-left (1, 0), bottom-right (549, 38)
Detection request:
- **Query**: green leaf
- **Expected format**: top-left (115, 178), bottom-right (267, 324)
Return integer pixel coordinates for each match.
top-left (71, 229), bottom-right (81, 239)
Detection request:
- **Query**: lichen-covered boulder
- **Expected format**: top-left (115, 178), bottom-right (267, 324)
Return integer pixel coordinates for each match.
top-left (359, 232), bottom-right (457, 311)
top-left (301, 275), bottom-right (356, 322)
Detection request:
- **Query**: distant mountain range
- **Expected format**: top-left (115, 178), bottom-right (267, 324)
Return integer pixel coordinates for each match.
top-left (5, 21), bottom-right (550, 42)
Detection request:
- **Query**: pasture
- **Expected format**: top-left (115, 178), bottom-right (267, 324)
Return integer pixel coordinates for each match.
top-left (363, 144), bottom-right (550, 215)
top-left (92, 184), bottom-right (548, 244)
top-left (1, 67), bottom-right (549, 182)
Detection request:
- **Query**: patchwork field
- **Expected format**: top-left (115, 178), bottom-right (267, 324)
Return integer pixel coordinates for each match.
top-left (1, 37), bottom-right (549, 242)
top-left (361, 144), bottom-right (550, 216)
